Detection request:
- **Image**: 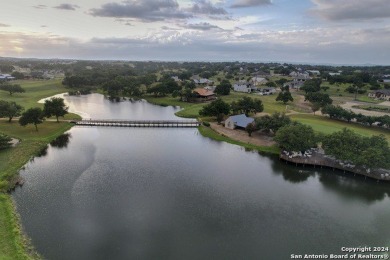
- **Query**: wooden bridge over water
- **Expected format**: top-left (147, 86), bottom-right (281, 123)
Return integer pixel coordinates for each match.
top-left (71, 119), bottom-right (201, 128)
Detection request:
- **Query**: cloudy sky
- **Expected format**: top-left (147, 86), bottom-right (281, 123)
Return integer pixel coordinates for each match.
top-left (1, 0), bottom-right (389, 64)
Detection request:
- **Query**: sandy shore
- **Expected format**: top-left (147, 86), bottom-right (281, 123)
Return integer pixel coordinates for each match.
top-left (210, 122), bottom-right (276, 147)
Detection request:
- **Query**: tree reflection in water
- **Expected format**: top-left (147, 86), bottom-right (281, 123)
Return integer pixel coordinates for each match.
top-left (50, 133), bottom-right (71, 149)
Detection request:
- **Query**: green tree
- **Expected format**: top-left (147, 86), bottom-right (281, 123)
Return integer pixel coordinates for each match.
top-left (276, 78), bottom-right (288, 88)
top-left (0, 100), bottom-right (24, 122)
top-left (0, 84), bottom-right (25, 95)
top-left (310, 102), bottom-right (321, 115)
top-left (255, 112), bottom-right (291, 133)
top-left (322, 129), bottom-right (390, 170)
top-left (321, 105), bottom-right (345, 119)
top-left (199, 99), bottom-right (230, 123)
top-left (265, 81), bottom-right (277, 88)
top-left (102, 79), bottom-right (123, 98)
top-left (274, 123), bottom-right (317, 152)
top-left (276, 91), bottom-right (294, 104)
top-left (357, 135), bottom-right (390, 169)
top-left (214, 80), bottom-right (231, 95)
top-left (304, 92), bottom-right (333, 107)
top-left (43, 97), bottom-right (68, 122)
top-left (0, 134), bottom-right (12, 150)
top-left (11, 71), bottom-right (25, 80)
top-left (19, 107), bottom-right (44, 131)
top-left (300, 78), bottom-right (322, 93)
top-left (245, 122), bottom-right (257, 137)
top-left (231, 96), bottom-right (263, 116)
top-left (378, 115), bottom-right (390, 129)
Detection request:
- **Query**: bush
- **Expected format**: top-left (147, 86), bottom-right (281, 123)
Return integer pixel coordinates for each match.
top-left (203, 121), bottom-right (210, 127)
top-left (0, 134), bottom-right (12, 150)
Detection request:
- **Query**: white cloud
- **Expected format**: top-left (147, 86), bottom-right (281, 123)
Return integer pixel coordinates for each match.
top-left (2, 25), bottom-right (390, 64)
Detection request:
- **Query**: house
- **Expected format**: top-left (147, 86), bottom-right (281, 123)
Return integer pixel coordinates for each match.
top-left (306, 70), bottom-right (321, 76)
top-left (233, 83), bottom-right (256, 93)
top-left (193, 78), bottom-right (213, 85)
top-left (192, 88), bottom-right (216, 101)
top-left (250, 76), bottom-right (267, 86)
top-left (0, 74), bottom-right (15, 81)
top-left (171, 76), bottom-right (181, 82)
top-left (191, 75), bottom-right (213, 85)
top-left (368, 89), bottom-right (390, 101)
top-left (284, 72), bottom-right (311, 90)
top-left (225, 114), bottom-right (254, 130)
top-left (289, 71), bottom-right (310, 78)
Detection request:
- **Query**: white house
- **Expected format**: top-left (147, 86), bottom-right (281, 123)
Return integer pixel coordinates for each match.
top-left (0, 74), bottom-right (15, 81)
top-left (225, 114), bottom-right (255, 129)
top-left (306, 70), bottom-right (321, 76)
top-left (250, 77), bottom-right (267, 86)
top-left (233, 83), bottom-right (254, 93)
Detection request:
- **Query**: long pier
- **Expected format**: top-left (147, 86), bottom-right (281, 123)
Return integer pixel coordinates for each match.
top-left (280, 151), bottom-right (390, 182)
top-left (71, 119), bottom-right (200, 128)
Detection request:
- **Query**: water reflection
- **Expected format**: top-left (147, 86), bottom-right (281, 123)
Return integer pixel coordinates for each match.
top-left (12, 94), bottom-right (390, 260)
top-left (319, 173), bottom-right (390, 203)
top-left (36, 146), bottom-right (48, 158)
top-left (266, 154), bottom-right (312, 183)
top-left (266, 152), bottom-right (390, 202)
top-left (50, 133), bottom-right (71, 149)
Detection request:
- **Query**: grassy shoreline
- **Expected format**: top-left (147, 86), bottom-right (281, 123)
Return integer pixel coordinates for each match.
top-left (0, 79), bottom-right (79, 259)
top-left (0, 121), bottom-right (76, 259)
top-left (0, 194), bottom-right (40, 260)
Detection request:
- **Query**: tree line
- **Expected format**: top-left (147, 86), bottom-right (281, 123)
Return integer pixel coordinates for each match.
top-left (274, 122), bottom-right (390, 170)
top-left (321, 105), bottom-right (390, 128)
top-left (199, 97), bottom-right (264, 123)
top-left (0, 97), bottom-right (68, 131)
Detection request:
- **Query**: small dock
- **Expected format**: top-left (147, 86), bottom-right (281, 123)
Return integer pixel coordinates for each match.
top-left (71, 119), bottom-right (201, 128)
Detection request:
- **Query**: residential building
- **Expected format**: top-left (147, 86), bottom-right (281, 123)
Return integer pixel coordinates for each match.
top-left (368, 89), bottom-right (390, 101)
top-left (225, 114), bottom-right (255, 129)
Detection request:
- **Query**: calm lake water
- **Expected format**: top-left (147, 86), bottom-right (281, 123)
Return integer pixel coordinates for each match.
top-left (13, 94), bottom-right (390, 260)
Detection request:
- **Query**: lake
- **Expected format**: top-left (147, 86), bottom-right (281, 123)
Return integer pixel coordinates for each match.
top-left (13, 94), bottom-right (390, 260)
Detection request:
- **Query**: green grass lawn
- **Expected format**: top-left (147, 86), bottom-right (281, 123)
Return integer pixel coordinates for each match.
top-left (0, 79), bottom-right (68, 109)
top-left (0, 122), bottom-right (73, 259)
top-left (0, 194), bottom-right (39, 260)
top-left (144, 91), bottom-right (297, 118)
top-left (291, 114), bottom-right (390, 142)
top-left (356, 95), bottom-right (383, 104)
top-left (0, 79), bottom-right (76, 260)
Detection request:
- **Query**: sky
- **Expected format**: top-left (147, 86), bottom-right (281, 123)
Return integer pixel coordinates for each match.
top-left (0, 0), bottom-right (389, 65)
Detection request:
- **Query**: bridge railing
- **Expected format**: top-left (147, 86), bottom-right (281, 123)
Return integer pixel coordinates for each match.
top-left (71, 119), bottom-right (200, 126)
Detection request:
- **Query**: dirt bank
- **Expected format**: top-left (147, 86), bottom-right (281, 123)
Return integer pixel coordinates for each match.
top-left (210, 123), bottom-right (276, 147)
